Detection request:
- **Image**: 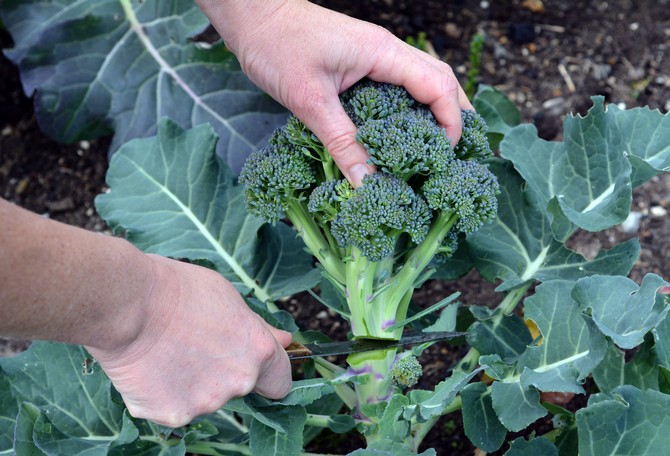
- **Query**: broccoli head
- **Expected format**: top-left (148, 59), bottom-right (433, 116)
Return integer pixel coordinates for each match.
top-left (390, 355), bottom-right (423, 388)
top-left (240, 79), bottom-right (499, 340)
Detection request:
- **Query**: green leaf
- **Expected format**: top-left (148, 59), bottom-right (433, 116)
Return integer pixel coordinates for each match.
top-left (490, 381), bottom-right (547, 432)
top-left (577, 385), bottom-right (670, 456)
top-left (572, 274), bottom-right (670, 349)
top-left (467, 307), bottom-right (532, 364)
top-left (473, 85), bottom-right (521, 150)
top-left (500, 97), bottom-right (670, 234)
top-left (249, 406), bottom-right (306, 456)
top-left (468, 160), bottom-right (638, 291)
top-left (653, 308), bottom-right (670, 370)
top-left (0, 342), bottom-right (124, 441)
top-left (416, 369), bottom-right (483, 421)
top-left (95, 119), bottom-right (320, 302)
top-left (0, 0), bottom-right (288, 171)
top-left (592, 342), bottom-right (659, 393)
top-left (349, 440), bottom-right (436, 456)
top-left (518, 280), bottom-right (607, 393)
top-left (0, 374), bottom-right (17, 454)
top-left (505, 436), bottom-right (558, 456)
top-left (13, 403), bottom-right (45, 456)
top-left (461, 382), bottom-right (507, 452)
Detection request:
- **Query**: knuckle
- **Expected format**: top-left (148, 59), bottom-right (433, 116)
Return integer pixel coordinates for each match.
top-left (323, 130), bottom-right (359, 159)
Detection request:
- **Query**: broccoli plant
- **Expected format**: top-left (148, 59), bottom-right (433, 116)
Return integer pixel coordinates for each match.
top-left (239, 81), bottom-right (498, 432)
top-left (3, 2), bottom-right (670, 455)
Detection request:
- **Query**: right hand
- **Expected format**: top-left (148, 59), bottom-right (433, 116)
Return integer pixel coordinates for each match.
top-left (87, 254), bottom-right (293, 428)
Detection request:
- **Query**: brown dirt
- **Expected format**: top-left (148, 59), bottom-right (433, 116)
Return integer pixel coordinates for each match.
top-left (2, 1), bottom-right (669, 454)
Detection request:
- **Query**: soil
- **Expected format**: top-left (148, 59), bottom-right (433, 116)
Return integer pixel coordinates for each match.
top-left (1, 0), bottom-right (669, 454)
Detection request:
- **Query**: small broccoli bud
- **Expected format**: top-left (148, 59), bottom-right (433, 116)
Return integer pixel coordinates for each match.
top-left (357, 108), bottom-right (454, 179)
top-left (331, 173), bottom-right (432, 261)
top-left (422, 159), bottom-right (499, 234)
top-left (239, 131), bottom-right (316, 224)
top-left (390, 355), bottom-right (423, 388)
top-left (341, 80), bottom-right (417, 126)
top-left (308, 179), bottom-right (353, 223)
top-left (454, 110), bottom-right (493, 161)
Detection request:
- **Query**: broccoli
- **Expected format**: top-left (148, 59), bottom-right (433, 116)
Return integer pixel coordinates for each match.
top-left (390, 355), bottom-right (423, 389)
top-left (240, 79), bottom-right (498, 341)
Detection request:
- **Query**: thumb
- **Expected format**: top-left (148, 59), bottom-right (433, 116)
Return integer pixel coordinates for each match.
top-left (266, 325), bottom-right (293, 349)
top-left (297, 95), bottom-right (375, 187)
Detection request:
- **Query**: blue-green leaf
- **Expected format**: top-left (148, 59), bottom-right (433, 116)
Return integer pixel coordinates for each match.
top-left (473, 85), bottom-right (521, 150)
top-left (572, 274), bottom-right (670, 349)
top-left (249, 406), bottom-right (306, 456)
top-left (12, 403), bottom-right (44, 456)
top-left (461, 382), bottom-right (507, 452)
top-left (592, 343), bottom-right (659, 393)
top-left (491, 381), bottom-right (547, 432)
top-left (95, 119), bottom-right (320, 301)
top-left (518, 280), bottom-right (607, 393)
top-left (577, 386), bottom-right (670, 456)
top-left (501, 97), bottom-right (670, 234)
top-left (468, 160), bottom-right (638, 291)
top-left (0, 0), bottom-right (288, 171)
top-left (467, 307), bottom-right (532, 364)
top-left (505, 436), bottom-right (558, 456)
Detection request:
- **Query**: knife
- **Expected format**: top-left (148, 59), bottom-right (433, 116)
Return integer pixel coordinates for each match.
top-left (285, 331), bottom-right (465, 361)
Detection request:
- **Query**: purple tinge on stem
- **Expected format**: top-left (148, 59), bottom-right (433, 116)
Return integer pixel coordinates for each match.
top-left (381, 319), bottom-right (396, 330)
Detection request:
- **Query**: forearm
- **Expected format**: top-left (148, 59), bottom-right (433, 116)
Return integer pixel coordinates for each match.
top-left (0, 198), bottom-right (154, 351)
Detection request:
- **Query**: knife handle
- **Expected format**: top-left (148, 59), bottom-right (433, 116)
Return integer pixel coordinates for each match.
top-left (285, 341), bottom-right (312, 362)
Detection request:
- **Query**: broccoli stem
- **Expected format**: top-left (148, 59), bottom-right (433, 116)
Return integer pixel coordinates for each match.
top-left (286, 201), bottom-right (346, 284)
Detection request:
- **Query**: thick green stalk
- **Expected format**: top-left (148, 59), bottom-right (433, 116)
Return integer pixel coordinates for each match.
top-left (372, 211), bottom-right (459, 339)
top-left (286, 200), bottom-right (346, 284)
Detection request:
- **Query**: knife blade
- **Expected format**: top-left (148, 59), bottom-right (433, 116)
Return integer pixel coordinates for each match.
top-left (286, 331), bottom-right (465, 361)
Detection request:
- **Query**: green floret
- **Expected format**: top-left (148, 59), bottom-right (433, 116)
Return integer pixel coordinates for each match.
top-left (238, 136), bottom-right (316, 224)
top-left (357, 108), bottom-right (454, 179)
top-left (390, 355), bottom-right (423, 388)
top-left (341, 80), bottom-right (417, 126)
top-left (422, 159), bottom-right (499, 234)
top-left (331, 173), bottom-right (432, 262)
top-left (308, 179), bottom-right (354, 223)
top-left (454, 110), bottom-right (493, 160)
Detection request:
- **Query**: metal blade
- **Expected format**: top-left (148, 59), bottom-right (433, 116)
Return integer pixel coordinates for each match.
top-left (286, 331), bottom-right (465, 361)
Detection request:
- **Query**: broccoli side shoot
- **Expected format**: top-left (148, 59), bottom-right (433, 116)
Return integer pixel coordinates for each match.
top-left (390, 355), bottom-right (423, 388)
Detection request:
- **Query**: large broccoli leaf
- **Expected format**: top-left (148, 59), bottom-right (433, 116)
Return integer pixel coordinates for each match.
top-left (0, 0), bottom-right (287, 172)
top-left (467, 160), bottom-right (639, 291)
top-left (500, 97), bottom-right (670, 237)
top-left (96, 118), bottom-right (319, 301)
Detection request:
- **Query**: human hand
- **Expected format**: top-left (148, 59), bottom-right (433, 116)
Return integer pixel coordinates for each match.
top-left (196, 0), bottom-right (473, 186)
top-left (86, 254), bottom-right (293, 428)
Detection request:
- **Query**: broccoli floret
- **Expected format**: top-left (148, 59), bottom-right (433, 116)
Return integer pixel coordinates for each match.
top-left (390, 355), bottom-right (423, 388)
top-left (341, 80), bottom-right (417, 126)
top-left (422, 159), bottom-right (499, 233)
top-left (240, 79), bottom-right (499, 343)
top-left (330, 173), bottom-right (432, 262)
top-left (239, 134), bottom-right (315, 224)
top-left (357, 108), bottom-right (454, 179)
top-left (454, 110), bottom-right (492, 161)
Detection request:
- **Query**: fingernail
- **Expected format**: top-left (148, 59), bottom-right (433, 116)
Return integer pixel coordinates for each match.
top-left (349, 164), bottom-right (372, 187)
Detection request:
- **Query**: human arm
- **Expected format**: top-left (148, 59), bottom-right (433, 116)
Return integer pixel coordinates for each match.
top-left (194, 0), bottom-right (473, 186)
top-left (0, 198), bottom-right (292, 427)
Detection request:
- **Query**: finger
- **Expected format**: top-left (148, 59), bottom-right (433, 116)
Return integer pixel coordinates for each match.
top-left (367, 42), bottom-right (465, 145)
top-left (252, 339), bottom-right (293, 399)
top-left (295, 94), bottom-right (374, 187)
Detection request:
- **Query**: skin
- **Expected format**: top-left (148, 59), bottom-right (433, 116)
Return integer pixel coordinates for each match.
top-left (195, 0), bottom-right (474, 186)
top-left (1, 0), bottom-right (472, 428)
